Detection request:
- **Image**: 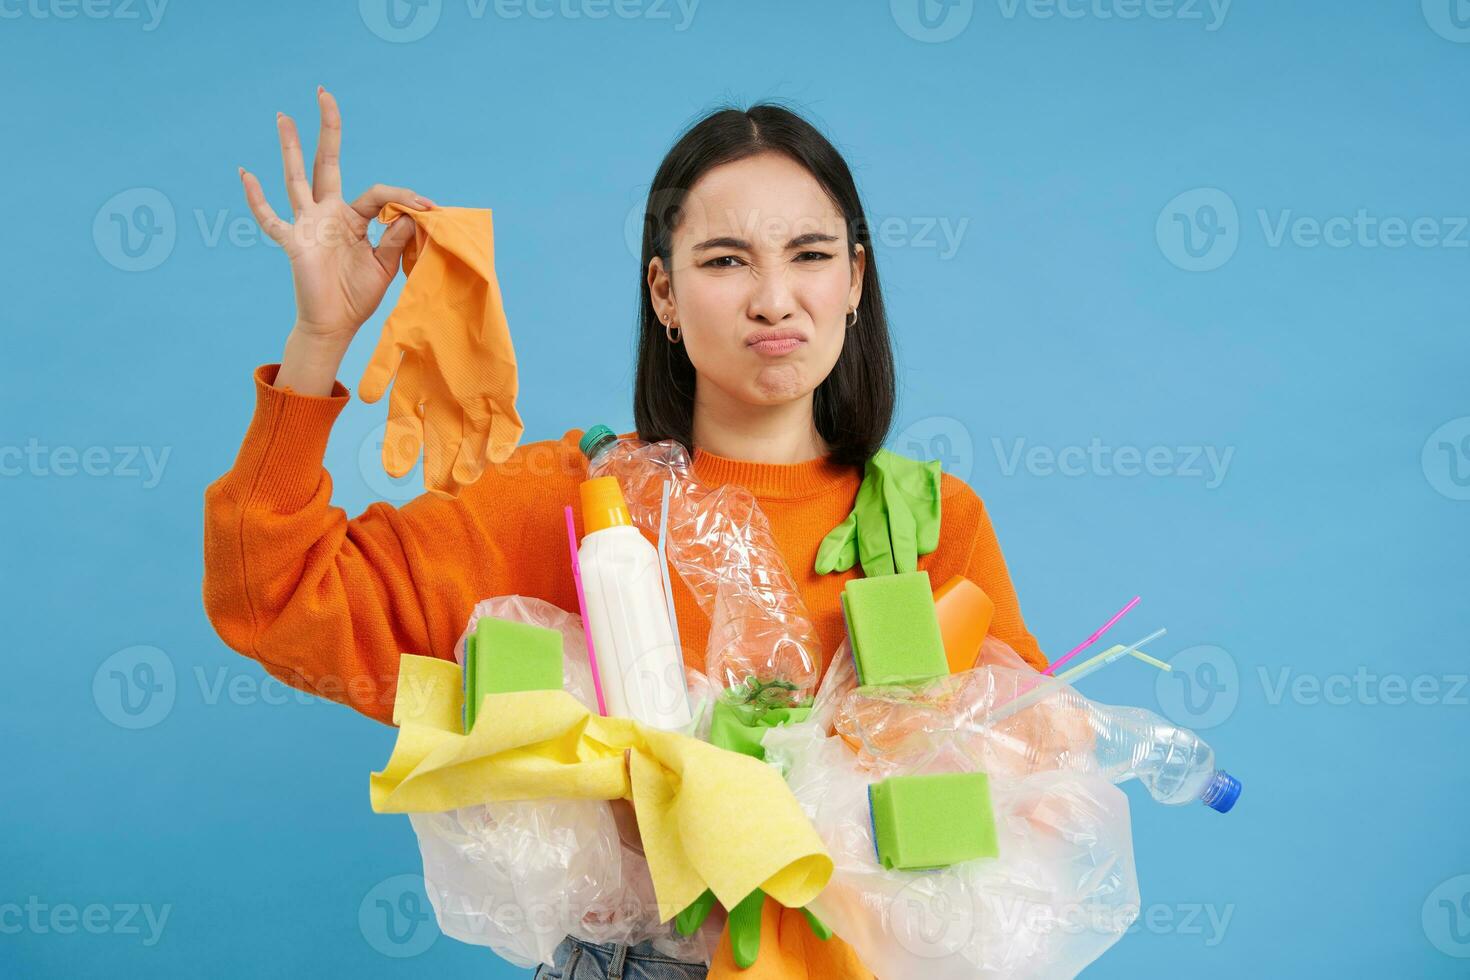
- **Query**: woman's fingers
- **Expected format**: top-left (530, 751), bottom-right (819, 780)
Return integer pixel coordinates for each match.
top-left (275, 112), bottom-right (314, 216)
top-left (373, 213), bottom-right (417, 277)
top-left (348, 183), bottom-right (432, 222)
top-left (238, 168), bottom-right (291, 247)
top-left (311, 87), bottom-right (343, 202)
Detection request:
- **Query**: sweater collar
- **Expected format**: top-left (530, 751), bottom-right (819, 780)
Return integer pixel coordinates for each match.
top-left (690, 443), bottom-right (859, 500)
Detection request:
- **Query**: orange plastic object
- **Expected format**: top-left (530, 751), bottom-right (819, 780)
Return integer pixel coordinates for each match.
top-left (933, 575), bottom-right (994, 673)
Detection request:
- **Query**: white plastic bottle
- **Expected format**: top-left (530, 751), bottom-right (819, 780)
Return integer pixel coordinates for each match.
top-left (577, 475), bottom-right (692, 730)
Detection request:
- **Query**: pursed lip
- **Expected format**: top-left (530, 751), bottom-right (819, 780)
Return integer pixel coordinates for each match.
top-left (745, 328), bottom-right (808, 347)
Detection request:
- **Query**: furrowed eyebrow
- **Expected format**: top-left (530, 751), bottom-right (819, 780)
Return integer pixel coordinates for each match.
top-left (692, 232), bottom-right (841, 252)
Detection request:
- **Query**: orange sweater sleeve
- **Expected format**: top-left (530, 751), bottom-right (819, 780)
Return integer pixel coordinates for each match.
top-left (963, 497), bottom-right (1049, 671)
top-left (202, 365), bottom-right (509, 725)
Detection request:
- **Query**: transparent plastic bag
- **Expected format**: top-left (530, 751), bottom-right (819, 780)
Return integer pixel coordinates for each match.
top-left (824, 635), bottom-right (1234, 809)
top-left (409, 594), bottom-right (719, 967)
top-left (586, 436), bottom-right (821, 700)
top-left (761, 637), bottom-right (1142, 979)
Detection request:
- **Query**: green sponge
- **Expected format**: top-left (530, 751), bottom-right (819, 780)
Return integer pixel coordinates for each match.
top-left (463, 616), bottom-right (563, 732)
top-left (841, 570), bottom-right (948, 686)
top-left (869, 772), bottom-right (999, 871)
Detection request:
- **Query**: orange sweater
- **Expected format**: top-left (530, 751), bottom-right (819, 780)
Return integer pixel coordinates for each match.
top-left (203, 364), bottom-right (1048, 727)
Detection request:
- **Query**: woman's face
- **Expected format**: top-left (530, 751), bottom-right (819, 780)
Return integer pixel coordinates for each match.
top-left (649, 152), bottom-right (865, 406)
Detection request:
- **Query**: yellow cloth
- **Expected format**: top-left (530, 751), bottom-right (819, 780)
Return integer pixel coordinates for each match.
top-left (359, 204), bottom-right (523, 498)
top-left (369, 655), bottom-right (833, 922)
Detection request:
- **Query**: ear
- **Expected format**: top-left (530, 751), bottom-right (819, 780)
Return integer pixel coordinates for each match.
top-left (847, 243), bottom-right (866, 315)
top-left (647, 255), bottom-right (675, 320)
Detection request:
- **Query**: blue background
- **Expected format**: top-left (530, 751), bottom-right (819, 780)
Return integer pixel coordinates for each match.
top-left (3, 0), bottom-right (1467, 975)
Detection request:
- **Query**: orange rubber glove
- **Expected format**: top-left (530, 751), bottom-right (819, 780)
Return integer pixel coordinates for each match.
top-left (707, 895), bottom-right (874, 980)
top-left (359, 203), bottom-right (523, 498)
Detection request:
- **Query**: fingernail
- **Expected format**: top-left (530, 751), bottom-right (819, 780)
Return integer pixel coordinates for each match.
top-left (414, 196), bottom-right (435, 208)
top-left (317, 84), bottom-right (325, 95)
top-left (237, 166), bottom-right (245, 178)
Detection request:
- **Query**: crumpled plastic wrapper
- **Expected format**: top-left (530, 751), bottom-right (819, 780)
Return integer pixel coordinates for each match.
top-left (588, 437), bottom-right (821, 701)
top-left (761, 637), bottom-right (1140, 979)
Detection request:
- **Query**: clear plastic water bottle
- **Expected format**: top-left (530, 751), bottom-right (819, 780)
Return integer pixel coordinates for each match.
top-left (1078, 698), bottom-right (1241, 811)
top-left (830, 650), bottom-right (1242, 813)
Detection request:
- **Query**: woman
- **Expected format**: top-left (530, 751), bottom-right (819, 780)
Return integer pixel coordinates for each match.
top-left (204, 87), bottom-right (1047, 979)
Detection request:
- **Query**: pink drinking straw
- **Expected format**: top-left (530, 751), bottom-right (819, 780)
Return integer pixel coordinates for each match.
top-left (1041, 595), bottom-right (1141, 676)
top-left (565, 505), bottom-right (609, 716)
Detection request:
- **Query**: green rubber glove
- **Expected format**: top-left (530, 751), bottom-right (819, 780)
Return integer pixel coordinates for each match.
top-left (673, 698), bottom-right (831, 967)
top-left (675, 886), bottom-right (830, 968)
top-left (815, 449), bottom-right (942, 577)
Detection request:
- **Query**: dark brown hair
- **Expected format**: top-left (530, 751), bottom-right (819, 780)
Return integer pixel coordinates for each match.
top-left (632, 101), bottom-right (896, 468)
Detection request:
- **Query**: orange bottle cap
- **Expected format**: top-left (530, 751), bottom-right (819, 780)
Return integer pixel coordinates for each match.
top-left (579, 476), bottom-right (633, 535)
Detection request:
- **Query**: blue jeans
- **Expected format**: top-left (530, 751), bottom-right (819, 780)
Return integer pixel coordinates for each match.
top-left (532, 936), bottom-right (708, 980)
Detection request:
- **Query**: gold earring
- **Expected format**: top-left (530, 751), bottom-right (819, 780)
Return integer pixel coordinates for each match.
top-left (663, 313), bottom-right (681, 343)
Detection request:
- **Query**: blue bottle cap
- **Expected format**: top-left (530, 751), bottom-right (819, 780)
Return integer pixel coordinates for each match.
top-left (1201, 770), bottom-right (1241, 813)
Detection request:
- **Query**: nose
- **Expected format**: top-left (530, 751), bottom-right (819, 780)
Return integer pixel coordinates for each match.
top-left (745, 265), bottom-right (800, 325)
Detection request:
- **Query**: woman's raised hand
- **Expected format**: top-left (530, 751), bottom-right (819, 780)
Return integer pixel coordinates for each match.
top-left (241, 87), bottom-right (433, 393)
